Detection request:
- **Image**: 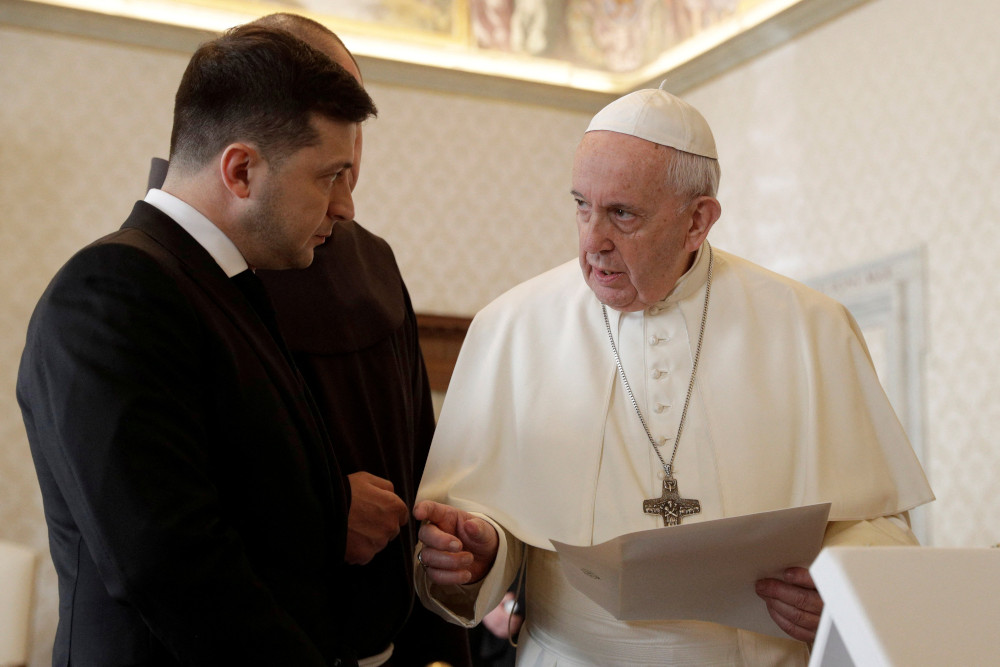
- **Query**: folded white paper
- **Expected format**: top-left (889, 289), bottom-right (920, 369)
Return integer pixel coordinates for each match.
top-left (552, 503), bottom-right (831, 638)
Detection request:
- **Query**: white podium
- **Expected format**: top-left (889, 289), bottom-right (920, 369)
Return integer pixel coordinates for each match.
top-left (0, 540), bottom-right (37, 667)
top-left (809, 546), bottom-right (1000, 666)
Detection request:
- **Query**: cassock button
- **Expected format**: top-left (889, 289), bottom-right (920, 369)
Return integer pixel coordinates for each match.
top-left (651, 369), bottom-right (668, 379)
top-left (654, 403), bottom-right (669, 413)
top-left (648, 335), bottom-right (659, 345)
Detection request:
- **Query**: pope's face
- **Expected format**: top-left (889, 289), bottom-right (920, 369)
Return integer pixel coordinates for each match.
top-left (241, 114), bottom-right (357, 270)
top-left (573, 131), bottom-right (698, 312)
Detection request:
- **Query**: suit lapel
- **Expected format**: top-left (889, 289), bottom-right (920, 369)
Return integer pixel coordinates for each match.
top-left (120, 204), bottom-right (328, 435)
top-left (121, 204), bottom-right (294, 378)
top-left (119, 201), bottom-right (348, 555)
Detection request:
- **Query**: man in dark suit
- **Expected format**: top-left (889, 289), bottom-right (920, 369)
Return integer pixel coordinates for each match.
top-left (17, 25), bottom-right (402, 666)
top-left (148, 14), bottom-right (473, 666)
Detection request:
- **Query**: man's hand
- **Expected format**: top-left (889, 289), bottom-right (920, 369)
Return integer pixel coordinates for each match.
top-left (345, 472), bottom-right (409, 565)
top-left (413, 500), bottom-right (499, 585)
top-left (755, 567), bottom-right (823, 643)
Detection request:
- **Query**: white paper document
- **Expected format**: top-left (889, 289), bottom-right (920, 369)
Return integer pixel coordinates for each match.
top-left (551, 503), bottom-right (831, 638)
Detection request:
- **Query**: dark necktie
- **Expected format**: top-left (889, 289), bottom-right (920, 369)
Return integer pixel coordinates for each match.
top-left (231, 269), bottom-right (294, 364)
top-left (231, 270), bottom-right (338, 471)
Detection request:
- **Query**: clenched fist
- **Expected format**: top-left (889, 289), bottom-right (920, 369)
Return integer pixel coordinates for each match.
top-left (345, 472), bottom-right (409, 565)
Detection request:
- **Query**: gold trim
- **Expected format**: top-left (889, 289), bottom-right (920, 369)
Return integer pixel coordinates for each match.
top-left (1, 0), bottom-right (872, 100)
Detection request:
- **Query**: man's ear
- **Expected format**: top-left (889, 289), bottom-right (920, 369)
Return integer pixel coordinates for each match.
top-left (685, 196), bottom-right (722, 252)
top-left (219, 143), bottom-right (258, 199)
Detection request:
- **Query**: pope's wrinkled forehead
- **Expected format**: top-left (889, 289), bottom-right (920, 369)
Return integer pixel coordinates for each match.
top-left (585, 83), bottom-right (717, 160)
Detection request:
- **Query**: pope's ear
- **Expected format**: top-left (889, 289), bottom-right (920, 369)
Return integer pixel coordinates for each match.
top-left (685, 196), bottom-right (721, 252)
top-left (219, 143), bottom-right (258, 199)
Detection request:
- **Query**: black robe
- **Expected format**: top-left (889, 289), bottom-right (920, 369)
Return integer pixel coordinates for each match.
top-left (259, 221), bottom-right (471, 666)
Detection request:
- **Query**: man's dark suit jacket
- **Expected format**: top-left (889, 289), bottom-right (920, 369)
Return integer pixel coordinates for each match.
top-left (17, 202), bottom-right (358, 666)
top-left (259, 222), bottom-right (471, 666)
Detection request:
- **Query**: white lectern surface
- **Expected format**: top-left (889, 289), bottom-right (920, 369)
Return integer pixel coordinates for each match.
top-left (0, 540), bottom-right (37, 666)
top-left (809, 546), bottom-right (1000, 667)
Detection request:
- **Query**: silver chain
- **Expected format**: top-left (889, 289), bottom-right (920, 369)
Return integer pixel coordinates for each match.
top-left (601, 244), bottom-right (713, 479)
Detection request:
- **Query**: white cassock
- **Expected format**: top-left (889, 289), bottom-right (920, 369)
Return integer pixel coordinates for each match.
top-left (415, 243), bottom-right (934, 666)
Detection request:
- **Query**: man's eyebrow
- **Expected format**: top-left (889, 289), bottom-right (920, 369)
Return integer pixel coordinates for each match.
top-left (320, 160), bottom-right (353, 175)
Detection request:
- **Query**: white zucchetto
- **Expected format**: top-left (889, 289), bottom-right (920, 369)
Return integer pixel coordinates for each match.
top-left (586, 81), bottom-right (718, 159)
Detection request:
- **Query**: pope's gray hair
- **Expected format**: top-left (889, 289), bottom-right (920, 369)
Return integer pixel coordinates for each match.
top-left (665, 147), bottom-right (721, 205)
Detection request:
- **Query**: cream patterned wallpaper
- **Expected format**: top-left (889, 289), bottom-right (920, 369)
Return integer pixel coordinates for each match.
top-left (683, 0), bottom-right (1000, 554)
top-left (351, 85), bottom-right (585, 314)
top-left (2, 0), bottom-right (999, 662)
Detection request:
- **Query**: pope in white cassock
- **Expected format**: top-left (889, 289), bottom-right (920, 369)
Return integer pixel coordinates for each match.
top-left (412, 86), bottom-right (934, 666)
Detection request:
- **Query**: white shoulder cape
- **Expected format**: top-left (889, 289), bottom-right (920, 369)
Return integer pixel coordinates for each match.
top-left (418, 246), bottom-right (933, 549)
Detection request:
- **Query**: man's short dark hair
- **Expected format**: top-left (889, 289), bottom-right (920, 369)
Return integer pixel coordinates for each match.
top-left (169, 25), bottom-right (376, 169)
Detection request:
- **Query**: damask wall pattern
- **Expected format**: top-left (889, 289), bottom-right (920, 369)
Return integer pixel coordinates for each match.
top-left (681, 0), bottom-right (1000, 553)
top-left (351, 83), bottom-right (585, 315)
top-left (2, 0), bottom-right (999, 663)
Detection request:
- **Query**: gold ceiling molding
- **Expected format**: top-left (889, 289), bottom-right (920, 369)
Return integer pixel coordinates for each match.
top-left (1, 0), bottom-right (870, 111)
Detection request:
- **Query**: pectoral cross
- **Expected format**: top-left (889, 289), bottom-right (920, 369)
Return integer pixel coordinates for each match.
top-left (643, 477), bottom-right (700, 526)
